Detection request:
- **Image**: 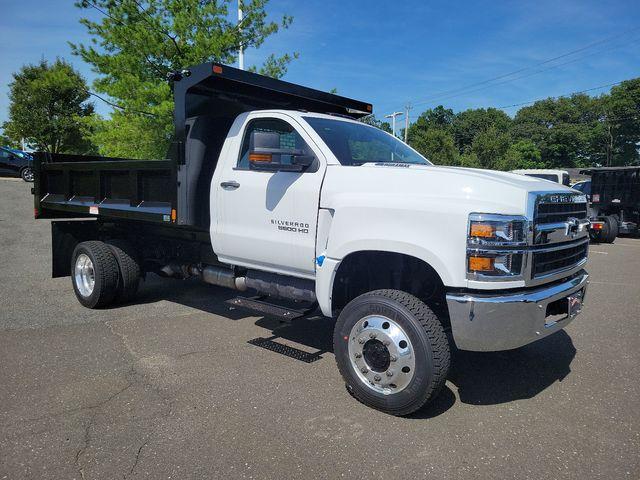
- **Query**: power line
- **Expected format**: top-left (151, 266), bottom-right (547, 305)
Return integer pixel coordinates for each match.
top-left (410, 36), bottom-right (640, 108)
top-left (378, 26), bottom-right (640, 112)
top-left (498, 81), bottom-right (626, 109)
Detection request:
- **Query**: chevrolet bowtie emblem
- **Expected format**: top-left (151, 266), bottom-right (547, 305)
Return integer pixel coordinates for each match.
top-left (565, 217), bottom-right (579, 237)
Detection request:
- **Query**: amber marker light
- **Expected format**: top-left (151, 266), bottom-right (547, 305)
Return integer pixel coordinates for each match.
top-left (212, 65), bottom-right (223, 74)
top-left (468, 256), bottom-right (494, 272)
top-left (469, 223), bottom-right (495, 238)
top-left (249, 153), bottom-right (272, 162)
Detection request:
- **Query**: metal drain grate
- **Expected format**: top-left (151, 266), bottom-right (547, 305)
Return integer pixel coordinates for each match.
top-left (247, 337), bottom-right (323, 363)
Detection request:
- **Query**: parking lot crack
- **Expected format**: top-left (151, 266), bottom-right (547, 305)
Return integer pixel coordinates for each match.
top-left (125, 438), bottom-right (149, 479)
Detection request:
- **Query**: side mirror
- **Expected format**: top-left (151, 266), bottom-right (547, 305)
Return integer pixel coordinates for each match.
top-left (248, 131), bottom-right (314, 172)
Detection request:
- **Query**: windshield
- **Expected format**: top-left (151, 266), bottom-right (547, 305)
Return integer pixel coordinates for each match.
top-left (304, 117), bottom-right (431, 166)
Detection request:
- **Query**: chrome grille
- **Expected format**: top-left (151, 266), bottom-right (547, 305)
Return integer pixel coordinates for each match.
top-left (532, 241), bottom-right (588, 277)
top-left (536, 202), bottom-right (588, 224)
top-left (527, 192), bottom-right (590, 281)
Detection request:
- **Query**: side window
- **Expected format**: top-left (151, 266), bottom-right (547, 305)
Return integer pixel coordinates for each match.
top-left (0, 149), bottom-right (10, 159)
top-left (237, 118), bottom-right (312, 170)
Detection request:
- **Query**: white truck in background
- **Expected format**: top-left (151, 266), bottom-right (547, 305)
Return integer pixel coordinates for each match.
top-left (512, 169), bottom-right (571, 186)
top-left (33, 64), bottom-right (590, 415)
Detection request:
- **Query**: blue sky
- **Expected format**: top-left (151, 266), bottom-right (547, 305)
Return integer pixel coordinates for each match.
top-left (1, 0), bottom-right (639, 126)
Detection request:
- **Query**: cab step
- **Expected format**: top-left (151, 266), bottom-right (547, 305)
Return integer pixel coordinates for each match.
top-left (226, 295), bottom-right (317, 321)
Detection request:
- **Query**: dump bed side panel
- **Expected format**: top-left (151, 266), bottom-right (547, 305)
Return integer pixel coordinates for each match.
top-left (590, 167), bottom-right (640, 208)
top-left (34, 152), bottom-right (178, 225)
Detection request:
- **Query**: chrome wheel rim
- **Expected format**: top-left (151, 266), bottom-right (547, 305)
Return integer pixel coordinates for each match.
top-left (74, 254), bottom-right (95, 297)
top-left (348, 315), bottom-right (415, 394)
top-left (23, 168), bottom-right (34, 182)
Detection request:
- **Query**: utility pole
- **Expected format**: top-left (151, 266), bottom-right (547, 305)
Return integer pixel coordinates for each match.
top-left (385, 111), bottom-right (404, 137)
top-left (404, 103), bottom-right (412, 143)
top-left (238, 1), bottom-right (244, 70)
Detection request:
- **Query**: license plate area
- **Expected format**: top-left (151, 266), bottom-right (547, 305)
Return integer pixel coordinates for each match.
top-left (544, 289), bottom-right (584, 328)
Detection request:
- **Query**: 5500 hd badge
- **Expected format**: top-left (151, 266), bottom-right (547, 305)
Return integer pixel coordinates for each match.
top-left (271, 219), bottom-right (310, 234)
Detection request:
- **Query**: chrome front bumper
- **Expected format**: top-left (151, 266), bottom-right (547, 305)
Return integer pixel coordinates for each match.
top-left (446, 270), bottom-right (589, 352)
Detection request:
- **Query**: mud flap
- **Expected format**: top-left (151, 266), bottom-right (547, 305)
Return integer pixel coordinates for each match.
top-left (51, 220), bottom-right (99, 278)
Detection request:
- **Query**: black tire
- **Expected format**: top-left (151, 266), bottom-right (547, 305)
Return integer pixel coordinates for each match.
top-left (602, 215), bottom-right (618, 243)
top-left (71, 241), bottom-right (119, 308)
top-left (333, 289), bottom-right (450, 416)
top-left (20, 167), bottom-right (34, 182)
top-left (105, 239), bottom-right (141, 304)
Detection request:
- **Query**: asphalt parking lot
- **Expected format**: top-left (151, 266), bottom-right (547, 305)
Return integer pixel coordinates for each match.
top-left (0, 177), bottom-right (638, 479)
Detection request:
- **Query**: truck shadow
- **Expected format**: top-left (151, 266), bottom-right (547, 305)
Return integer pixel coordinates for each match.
top-left (135, 276), bottom-right (576, 418)
top-left (447, 330), bottom-right (576, 406)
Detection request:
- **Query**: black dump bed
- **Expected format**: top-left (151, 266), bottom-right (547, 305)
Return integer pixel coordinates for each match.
top-left (34, 62), bottom-right (372, 229)
top-left (580, 166), bottom-right (640, 209)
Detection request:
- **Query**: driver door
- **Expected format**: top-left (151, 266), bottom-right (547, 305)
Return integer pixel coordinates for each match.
top-left (212, 114), bottom-right (325, 278)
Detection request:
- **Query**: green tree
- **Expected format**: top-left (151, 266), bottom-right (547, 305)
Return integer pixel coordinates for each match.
top-left (512, 94), bottom-right (602, 168)
top-left (409, 128), bottom-right (458, 165)
top-left (2, 59), bottom-right (95, 153)
top-left (470, 126), bottom-right (511, 169)
top-left (599, 79), bottom-right (640, 166)
top-left (72, 0), bottom-right (297, 158)
top-left (0, 130), bottom-right (19, 148)
top-left (452, 108), bottom-right (511, 153)
top-left (360, 115), bottom-right (392, 134)
top-left (458, 151), bottom-right (482, 168)
top-left (409, 106), bottom-right (455, 135)
top-left (494, 140), bottom-right (544, 170)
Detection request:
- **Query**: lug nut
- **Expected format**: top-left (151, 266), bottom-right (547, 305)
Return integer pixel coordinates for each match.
top-left (390, 355), bottom-right (397, 362)
top-left (383, 340), bottom-right (390, 346)
top-left (358, 338), bottom-right (366, 344)
top-left (361, 367), bottom-right (368, 373)
top-left (374, 375), bottom-right (381, 381)
top-left (369, 332), bottom-right (377, 339)
top-left (386, 370), bottom-right (394, 377)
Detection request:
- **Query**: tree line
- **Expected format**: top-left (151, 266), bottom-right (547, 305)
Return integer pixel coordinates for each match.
top-left (1, 0), bottom-right (638, 169)
top-left (366, 79), bottom-right (640, 169)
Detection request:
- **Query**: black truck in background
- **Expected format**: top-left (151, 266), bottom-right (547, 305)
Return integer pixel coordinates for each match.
top-left (577, 166), bottom-right (640, 243)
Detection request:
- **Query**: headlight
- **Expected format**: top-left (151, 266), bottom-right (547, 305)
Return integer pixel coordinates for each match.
top-left (467, 214), bottom-right (528, 246)
top-left (467, 251), bottom-right (524, 278)
top-left (467, 214), bottom-right (528, 280)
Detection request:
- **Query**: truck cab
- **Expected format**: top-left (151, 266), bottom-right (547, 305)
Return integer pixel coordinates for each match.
top-left (33, 63), bottom-right (590, 416)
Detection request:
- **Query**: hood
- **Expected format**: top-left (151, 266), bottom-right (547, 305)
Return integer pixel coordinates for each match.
top-left (321, 163), bottom-right (577, 216)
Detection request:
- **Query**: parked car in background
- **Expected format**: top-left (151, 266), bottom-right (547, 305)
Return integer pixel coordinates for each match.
top-left (578, 167), bottom-right (640, 243)
top-left (571, 180), bottom-right (591, 199)
top-left (512, 169), bottom-right (570, 186)
top-left (0, 147), bottom-right (34, 182)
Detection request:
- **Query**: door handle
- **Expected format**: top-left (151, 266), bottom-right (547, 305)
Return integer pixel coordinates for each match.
top-left (220, 180), bottom-right (240, 189)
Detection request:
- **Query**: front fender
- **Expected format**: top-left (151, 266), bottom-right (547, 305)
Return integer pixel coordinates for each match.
top-left (314, 204), bottom-right (468, 317)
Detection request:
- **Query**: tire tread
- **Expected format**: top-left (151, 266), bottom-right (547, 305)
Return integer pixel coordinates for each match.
top-left (72, 241), bottom-right (119, 308)
top-left (105, 239), bottom-right (141, 304)
top-left (334, 289), bottom-right (450, 416)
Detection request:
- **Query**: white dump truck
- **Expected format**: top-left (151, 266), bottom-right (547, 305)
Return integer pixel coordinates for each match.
top-left (33, 63), bottom-right (590, 415)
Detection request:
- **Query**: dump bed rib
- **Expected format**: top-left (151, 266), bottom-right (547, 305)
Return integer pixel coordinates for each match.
top-left (34, 152), bottom-right (177, 224)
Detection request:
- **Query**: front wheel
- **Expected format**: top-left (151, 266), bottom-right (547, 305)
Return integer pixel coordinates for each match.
top-left (333, 289), bottom-right (450, 416)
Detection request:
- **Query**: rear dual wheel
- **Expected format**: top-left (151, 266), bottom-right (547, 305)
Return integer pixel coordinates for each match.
top-left (333, 289), bottom-right (450, 416)
top-left (71, 240), bottom-right (140, 308)
top-left (593, 216), bottom-right (618, 243)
